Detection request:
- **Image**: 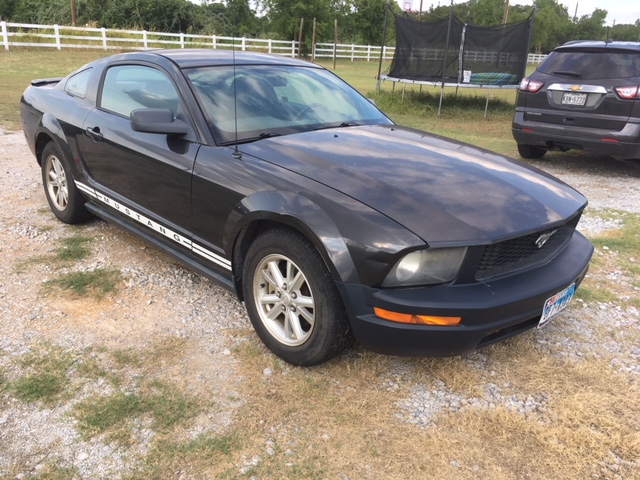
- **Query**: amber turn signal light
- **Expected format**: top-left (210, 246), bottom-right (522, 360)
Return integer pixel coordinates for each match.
top-left (374, 307), bottom-right (461, 326)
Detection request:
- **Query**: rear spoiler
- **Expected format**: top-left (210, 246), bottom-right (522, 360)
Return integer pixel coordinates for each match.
top-left (31, 77), bottom-right (63, 87)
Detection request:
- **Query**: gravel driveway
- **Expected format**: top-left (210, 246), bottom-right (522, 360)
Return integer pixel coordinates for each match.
top-left (1, 127), bottom-right (639, 479)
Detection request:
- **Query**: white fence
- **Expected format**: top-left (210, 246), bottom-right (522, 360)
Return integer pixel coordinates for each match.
top-left (313, 42), bottom-right (547, 64)
top-left (0, 21), bottom-right (298, 56)
top-left (1, 21), bottom-right (548, 64)
top-left (314, 42), bottom-right (395, 61)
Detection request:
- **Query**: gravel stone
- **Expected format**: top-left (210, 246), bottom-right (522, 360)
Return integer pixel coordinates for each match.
top-left (2, 129), bottom-right (639, 478)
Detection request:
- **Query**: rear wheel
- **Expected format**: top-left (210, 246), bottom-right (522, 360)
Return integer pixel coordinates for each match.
top-left (243, 227), bottom-right (352, 366)
top-left (41, 142), bottom-right (92, 224)
top-left (517, 143), bottom-right (547, 159)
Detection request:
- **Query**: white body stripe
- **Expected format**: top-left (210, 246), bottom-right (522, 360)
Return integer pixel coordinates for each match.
top-left (76, 181), bottom-right (232, 271)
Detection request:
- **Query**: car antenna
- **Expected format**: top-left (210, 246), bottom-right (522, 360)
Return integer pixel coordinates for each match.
top-left (231, 27), bottom-right (242, 160)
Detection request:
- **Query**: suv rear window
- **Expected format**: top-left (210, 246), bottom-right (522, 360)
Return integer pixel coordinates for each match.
top-left (537, 50), bottom-right (640, 80)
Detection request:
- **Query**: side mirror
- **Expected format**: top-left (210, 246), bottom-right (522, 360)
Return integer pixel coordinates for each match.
top-left (368, 98), bottom-right (377, 106)
top-left (130, 108), bottom-right (189, 136)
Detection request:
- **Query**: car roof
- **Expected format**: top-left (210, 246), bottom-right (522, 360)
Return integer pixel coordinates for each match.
top-left (148, 49), bottom-right (322, 69)
top-left (555, 40), bottom-right (640, 53)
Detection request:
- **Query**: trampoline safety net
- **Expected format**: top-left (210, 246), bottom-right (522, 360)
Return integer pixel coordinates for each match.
top-left (387, 12), bottom-right (533, 86)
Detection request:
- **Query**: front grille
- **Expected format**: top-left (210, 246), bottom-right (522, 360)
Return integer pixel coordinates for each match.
top-left (475, 217), bottom-right (579, 281)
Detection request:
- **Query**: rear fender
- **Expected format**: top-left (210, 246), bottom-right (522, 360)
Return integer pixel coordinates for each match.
top-left (36, 114), bottom-right (71, 162)
top-left (36, 114), bottom-right (85, 181)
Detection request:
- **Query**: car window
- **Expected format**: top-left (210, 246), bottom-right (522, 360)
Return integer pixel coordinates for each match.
top-left (538, 51), bottom-right (640, 80)
top-left (100, 65), bottom-right (181, 118)
top-left (186, 64), bottom-right (391, 145)
top-left (65, 68), bottom-right (92, 98)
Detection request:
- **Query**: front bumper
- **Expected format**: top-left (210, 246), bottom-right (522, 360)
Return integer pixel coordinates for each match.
top-left (512, 111), bottom-right (640, 158)
top-left (337, 232), bottom-right (593, 357)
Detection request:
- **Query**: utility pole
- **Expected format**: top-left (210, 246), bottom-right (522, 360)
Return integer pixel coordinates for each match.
top-left (502, 0), bottom-right (510, 25)
top-left (71, 0), bottom-right (77, 27)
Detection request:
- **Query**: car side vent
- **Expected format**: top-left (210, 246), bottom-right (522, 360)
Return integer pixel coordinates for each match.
top-left (475, 217), bottom-right (579, 281)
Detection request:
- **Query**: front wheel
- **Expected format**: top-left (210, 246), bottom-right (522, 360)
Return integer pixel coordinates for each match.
top-left (243, 227), bottom-right (352, 366)
top-left (41, 142), bottom-right (93, 224)
top-left (517, 143), bottom-right (547, 159)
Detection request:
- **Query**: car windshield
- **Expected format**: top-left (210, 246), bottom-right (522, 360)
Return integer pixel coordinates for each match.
top-left (538, 50), bottom-right (640, 80)
top-left (185, 64), bottom-right (391, 145)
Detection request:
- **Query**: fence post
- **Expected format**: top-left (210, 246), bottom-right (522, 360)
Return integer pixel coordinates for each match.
top-left (367, 45), bottom-right (371, 62)
top-left (1, 21), bottom-right (8, 50)
top-left (143, 30), bottom-right (148, 49)
top-left (241, 37), bottom-right (246, 51)
top-left (291, 40), bottom-right (295, 58)
top-left (101, 27), bottom-right (107, 50)
top-left (212, 35), bottom-right (216, 49)
top-left (268, 39), bottom-right (272, 54)
top-left (54, 24), bottom-right (61, 50)
top-left (180, 32), bottom-right (185, 48)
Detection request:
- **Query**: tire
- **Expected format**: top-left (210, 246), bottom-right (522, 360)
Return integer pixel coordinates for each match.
top-left (243, 227), bottom-right (352, 366)
top-left (41, 142), bottom-right (93, 224)
top-left (517, 143), bottom-right (547, 159)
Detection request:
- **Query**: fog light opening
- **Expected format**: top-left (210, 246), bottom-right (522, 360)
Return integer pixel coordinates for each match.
top-left (374, 307), bottom-right (461, 326)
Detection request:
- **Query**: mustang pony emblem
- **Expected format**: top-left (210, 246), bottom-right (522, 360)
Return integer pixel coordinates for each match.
top-left (536, 230), bottom-right (557, 248)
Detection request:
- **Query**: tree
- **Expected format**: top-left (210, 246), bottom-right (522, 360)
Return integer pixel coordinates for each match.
top-left (80, 0), bottom-right (197, 32)
top-left (0, 0), bottom-right (17, 20)
top-left (259, 0), bottom-right (334, 54)
top-left (530, 0), bottom-right (572, 52)
top-left (572, 9), bottom-right (607, 41)
top-left (610, 21), bottom-right (640, 41)
top-left (11, 0), bottom-right (70, 24)
top-left (261, 0), bottom-right (331, 41)
top-left (468, 0), bottom-right (504, 26)
top-left (224, 0), bottom-right (259, 36)
top-left (349, 0), bottom-right (389, 46)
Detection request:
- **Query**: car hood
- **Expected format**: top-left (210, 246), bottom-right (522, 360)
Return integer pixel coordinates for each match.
top-left (240, 125), bottom-right (587, 245)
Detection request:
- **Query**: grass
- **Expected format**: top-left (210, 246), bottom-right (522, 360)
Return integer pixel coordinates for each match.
top-left (43, 268), bottom-right (122, 298)
top-left (16, 234), bottom-right (119, 299)
top-left (73, 380), bottom-right (201, 443)
top-left (2, 49), bottom-right (518, 156)
top-left (2, 50), bottom-right (639, 479)
top-left (579, 211), bottom-right (640, 308)
top-left (10, 345), bottom-right (76, 405)
top-left (0, 50), bottom-right (114, 130)
top-left (55, 235), bottom-right (93, 262)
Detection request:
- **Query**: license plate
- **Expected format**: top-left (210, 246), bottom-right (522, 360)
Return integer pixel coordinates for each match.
top-left (561, 92), bottom-right (587, 106)
top-left (539, 283), bottom-right (575, 328)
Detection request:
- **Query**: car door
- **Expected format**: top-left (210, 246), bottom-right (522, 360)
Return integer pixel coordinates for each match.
top-left (77, 63), bottom-right (199, 241)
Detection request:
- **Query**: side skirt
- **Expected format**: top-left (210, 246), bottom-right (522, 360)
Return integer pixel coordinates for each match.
top-left (85, 202), bottom-right (237, 294)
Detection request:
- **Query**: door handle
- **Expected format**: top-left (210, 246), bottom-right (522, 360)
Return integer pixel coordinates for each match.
top-left (86, 126), bottom-right (103, 141)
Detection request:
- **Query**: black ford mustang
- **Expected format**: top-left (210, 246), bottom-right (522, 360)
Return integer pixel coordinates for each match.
top-left (21, 50), bottom-right (593, 366)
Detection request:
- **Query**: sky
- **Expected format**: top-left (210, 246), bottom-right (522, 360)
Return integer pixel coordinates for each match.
top-left (400, 0), bottom-right (640, 27)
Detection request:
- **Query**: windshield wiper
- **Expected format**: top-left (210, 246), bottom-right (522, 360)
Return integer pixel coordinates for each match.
top-left (312, 121), bottom-right (361, 132)
top-left (257, 132), bottom-right (281, 139)
top-left (220, 132), bottom-right (282, 146)
top-left (552, 70), bottom-right (582, 78)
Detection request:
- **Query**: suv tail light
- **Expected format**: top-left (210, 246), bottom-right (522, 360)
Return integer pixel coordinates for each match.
top-left (519, 78), bottom-right (544, 93)
top-left (615, 86), bottom-right (640, 99)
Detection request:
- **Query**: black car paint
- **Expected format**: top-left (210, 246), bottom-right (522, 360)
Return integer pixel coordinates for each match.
top-left (22, 50), bottom-right (593, 358)
top-left (239, 126), bottom-right (587, 244)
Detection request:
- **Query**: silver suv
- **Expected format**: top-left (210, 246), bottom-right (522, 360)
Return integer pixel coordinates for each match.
top-left (512, 40), bottom-right (640, 159)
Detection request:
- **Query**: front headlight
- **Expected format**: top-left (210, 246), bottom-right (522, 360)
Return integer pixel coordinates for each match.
top-left (382, 247), bottom-right (467, 287)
